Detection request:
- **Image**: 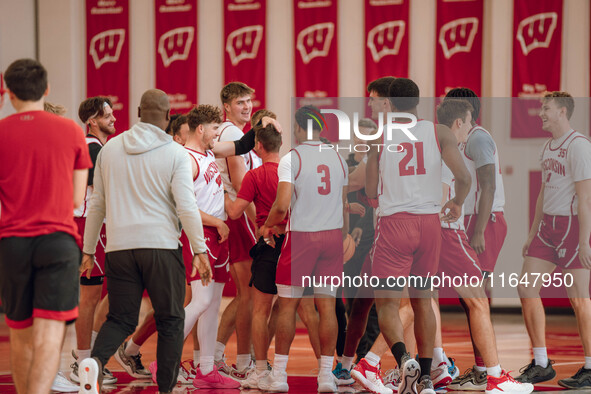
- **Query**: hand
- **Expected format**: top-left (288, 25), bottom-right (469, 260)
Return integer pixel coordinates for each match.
top-left (522, 237), bottom-right (534, 258)
top-left (216, 220), bottom-right (230, 243)
top-left (261, 225), bottom-right (276, 247)
top-left (351, 227), bottom-right (363, 246)
top-left (579, 243), bottom-right (591, 269)
top-left (192, 253), bottom-right (212, 286)
top-left (441, 199), bottom-right (462, 223)
top-left (348, 202), bottom-right (366, 216)
top-left (470, 232), bottom-right (486, 255)
top-left (262, 117), bottom-right (283, 134)
top-left (80, 253), bottom-right (95, 279)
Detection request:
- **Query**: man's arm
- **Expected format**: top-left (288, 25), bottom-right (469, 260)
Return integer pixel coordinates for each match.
top-left (576, 179), bottom-right (591, 268)
top-left (225, 194), bottom-right (251, 220)
top-left (472, 164), bottom-right (496, 254)
top-left (438, 124), bottom-right (471, 222)
top-left (262, 181), bottom-right (292, 239)
top-left (523, 187), bottom-right (544, 257)
top-left (200, 210), bottom-right (229, 243)
top-left (213, 117), bottom-right (283, 158)
top-left (81, 152), bottom-right (106, 278)
top-left (365, 149), bottom-right (379, 199)
top-left (73, 169), bottom-right (88, 208)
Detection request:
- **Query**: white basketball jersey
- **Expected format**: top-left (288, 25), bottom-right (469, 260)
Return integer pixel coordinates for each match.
top-left (540, 130), bottom-right (591, 216)
top-left (286, 141), bottom-right (348, 232)
top-left (441, 163), bottom-right (465, 231)
top-left (74, 136), bottom-right (103, 218)
top-left (461, 126), bottom-right (505, 215)
top-left (377, 119), bottom-right (442, 216)
top-left (186, 148), bottom-right (226, 220)
top-left (216, 121), bottom-right (255, 199)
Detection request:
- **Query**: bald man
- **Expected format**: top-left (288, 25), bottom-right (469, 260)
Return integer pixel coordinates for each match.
top-left (80, 89), bottom-right (212, 393)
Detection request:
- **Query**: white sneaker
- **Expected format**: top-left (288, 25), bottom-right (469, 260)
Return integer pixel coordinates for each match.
top-left (241, 370), bottom-right (269, 389)
top-left (431, 361), bottom-right (452, 388)
top-left (318, 372), bottom-right (338, 392)
top-left (383, 368), bottom-right (400, 391)
top-left (398, 353), bottom-right (421, 394)
top-left (259, 368), bottom-right (289, 392)
top-left (50, 371), bottom-right (79, 392)
top-left (351, 358), bottom-right (393, 394)
top-left (485, 370), bottom-right (534, 394)
top-left (78, 358), bottom-right (101, 394)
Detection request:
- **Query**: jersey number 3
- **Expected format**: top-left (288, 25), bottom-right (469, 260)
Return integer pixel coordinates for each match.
top-left (399, 142), bottom-right (426, 176)
top-left (317, 165), bottom-right (331, 195)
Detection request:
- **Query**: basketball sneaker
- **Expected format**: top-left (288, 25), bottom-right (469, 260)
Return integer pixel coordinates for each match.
top-left (241, 369), bottom-right (270, 389)
top-left (515, 359), bottom-right (556, 384)
top-left (431, 361), bottom-right (452, 388)
top-left (318, 371), bottom-right (338, 392)
top-left (179, 359), bottom-right (198, 381)
top-left (70, 350), bottom-right (117, 385)
top-left (332, 362), bottom-right (355, 385)
top-left (383, 368), bottom-right (400, 391)
top-left (448, 366), bottom-right (487, 391)
top-left (486, 370), bottom-right (534, 394)
top-left (447, 357), bottom-right (460, 379)
top-left (78, 357), bottom-right (103, 394)
top-left (193, 367), bottom-right (241, 389)
top-left (215, 356), bottom-right (234, 377)
top-left (351, 358), bottom-right (393, 394)
top-left (417, 375), bottom-right (436, 394)
top-left (114, 342), bottom-right (152, 379)
top-left (398, 353), bottom-right (421, 394)
top-left (258, 368), bottom-right (289, 392)
top-left (558, 366), bottom-right (591, 389)
top-left (50, 371), bottom-right (78, 392)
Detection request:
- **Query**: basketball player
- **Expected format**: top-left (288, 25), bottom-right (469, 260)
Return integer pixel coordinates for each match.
top-left (366, 78), bottom-right (471, 394)
top-left (0, 58), bottom-right (91, 394)
top-left (166, 113), bottom-right (189, 145)
top-left (517, 92), bottom-right (591, 389)
top-left (72, 97), bottom-right (123, 385)
top-left (436, 99), bottom-right (533, 394)
top-left (259, 105), bottom-right (349, 392)
top-left (215, 82), bottom-right (258, 378)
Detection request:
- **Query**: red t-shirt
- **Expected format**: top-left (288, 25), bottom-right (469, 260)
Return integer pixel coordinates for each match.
top-left (0, 111), bottom-right (92, 244)
top-left (236, 161), bottom-right (288, 228)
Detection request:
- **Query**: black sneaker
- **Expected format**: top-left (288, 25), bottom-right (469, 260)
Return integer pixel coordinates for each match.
top-left (558, 366), bottom-right (591, 389)
top-left (515, 359), bottom-right (556, 384)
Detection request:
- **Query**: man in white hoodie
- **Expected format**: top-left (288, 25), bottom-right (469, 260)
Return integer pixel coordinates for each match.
top-left (80, 89), bottom-right (211, 394)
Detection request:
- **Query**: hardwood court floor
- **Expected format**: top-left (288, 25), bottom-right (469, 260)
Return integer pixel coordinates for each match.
top-left (0, 301), bottom-right (587, 393)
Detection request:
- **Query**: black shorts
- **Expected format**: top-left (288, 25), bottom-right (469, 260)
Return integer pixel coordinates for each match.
top-left (0, 232), bottom-right (81, 328)
top-left (249, 235), bottom-right (285, 295)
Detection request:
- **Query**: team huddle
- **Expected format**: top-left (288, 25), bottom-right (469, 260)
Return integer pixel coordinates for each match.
top-left (0, 58), bottom-right (591, 394)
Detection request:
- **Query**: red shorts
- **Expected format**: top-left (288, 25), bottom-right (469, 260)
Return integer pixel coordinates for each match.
top-left (226, 214), bottom-right (257, 264)
top-left (181, 227), bottom-right (229, 284)
top-left (464, 212), bottom-right (507, 272)
top-left (370, 213), bottom-right (441, 279)
top-left (74, 216), bottom-right (106, 279)
top-left (439, 229), bottom-right (483, 279)
top-left (276, 229), bottom-right (343, 288)
top-left (526, 214), bottom-right (587, 269)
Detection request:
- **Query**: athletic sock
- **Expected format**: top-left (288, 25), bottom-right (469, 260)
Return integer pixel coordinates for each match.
top-left (533, 347), bottom-right (548, 368)
top-left (125, 339), bottom-right (141, 356)
top-left (584, 357), bottom-right (591, 369)
top-left (391, 342), bottom-right (407, 367)
top-left (274, 354), bottom-right (289, 374)
top-left (475, 355), bottom-right (485, 368)
top-left (365, 351), bottom-right (381, 367)
top-left (214, 342), bottom-right (226, 362)
top-left (418, 358), bottom-right (432, 379)
top-left (193, 350), bottom-right (201, 366)
top-left (342, 355), bottom-right (355, 371)
top-left (90, 331), bottom-right (98, 349)
top-left (320, 356), bottom-right (333, 375)
top-left (78, 349), bottom-right (91, 362)
top-left (442, 350), bottom-right (452, 367)
top-left (433, 347), bottom-right (445, 367)
top-left (256, 360), bottom-right (267, 374)
top-left (475, 365), bottom-right (486, 372)
top-left (236, 354), bottom-right (251, 371)
top-left (336, 356), bottom-right (342, 364)
top-left (486, 364), bottom-right (502, 378)
top-left (200, 356), bottom-right (214, 375)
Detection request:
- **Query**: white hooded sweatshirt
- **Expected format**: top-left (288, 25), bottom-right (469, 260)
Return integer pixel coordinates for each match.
top-left (83, 122), bottom-right (206, 255)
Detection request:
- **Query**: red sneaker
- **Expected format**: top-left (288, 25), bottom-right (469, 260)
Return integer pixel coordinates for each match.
top-left (351, 358), bottom-right (393, 394)
top-left (148, 361), bottom-right (158, 385)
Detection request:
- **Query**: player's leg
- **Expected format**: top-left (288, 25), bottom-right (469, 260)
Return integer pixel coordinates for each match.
top-left (9, 326), bottom-right (33, 393)
top-left (75, 284), bottom-right (101, 359)
top-left (232, 259), bottom-right (254, 372)
top-left (297, 297), bottom-right (321, 360)
top-left (251, 288), bottom-right (274, 367)
top-left (92, 296), bottom-right (109, 334)
top-left (28, 318), bottom-right (67, 394)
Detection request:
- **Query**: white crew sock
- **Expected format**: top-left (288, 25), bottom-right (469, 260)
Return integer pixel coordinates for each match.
top-left (342, 356), bottom-right (355, 371)
top-left (77, 349), bottom-right (91, 362)
top-left (193, 350), bottom-right (201, 366)
top-left (214, 342), bottom-right (226, 362)
top-left (475, 365), bottom-right (486, 372)
top-left (200, 356), bottom-right (214, 375)
top-left (533, 347), bottom-right (548, 368)
top-left (125, 338), bottom-right (140, 356)
top-left (236, 354), bottom-right (251, 371)
top-left (320, 356), bottom-right (333, 375)
top-left (274, 354), bottom-right (289, 374)
top-left (256, 360), bottom-right (267, 374)
top-left (433, 347), bottom-right (445, 367)
top-left (585, 357), bottom-right (591, 369)
top-left (90, 331), bottom-right (98, 349)
top-left (486, 364), bottom-right (502, 378)
top-left (365, 351), bottom-right (381, 367)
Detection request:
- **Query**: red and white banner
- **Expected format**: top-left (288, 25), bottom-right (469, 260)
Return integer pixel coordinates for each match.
top-left (224, 0), bottom-right (266, 112)
top-left (365, 0), bottom-right (409, 88)
top-left (155, 0), bottom-right (197, 114)
top-left (294, 0), bottom-right (338, 99)
top-left (511, 0), bottom-right (562, 138)
top-left (86, 0), bottom-right (129, 133)
top-left (435, 0), bottom-right (483, 97)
